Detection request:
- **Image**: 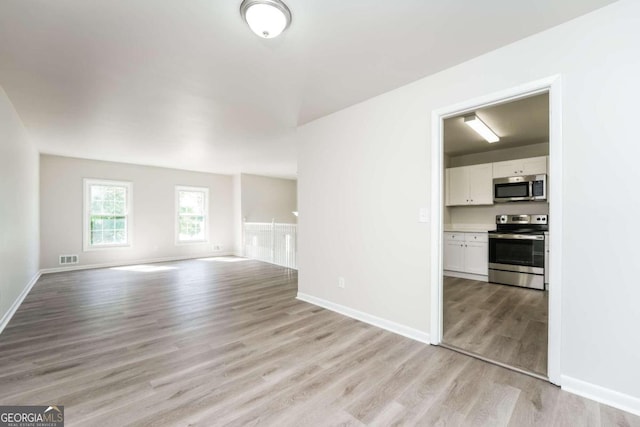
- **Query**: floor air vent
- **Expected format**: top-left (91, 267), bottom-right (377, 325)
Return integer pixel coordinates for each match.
top-left (59, 254), bottom-right (79, 265)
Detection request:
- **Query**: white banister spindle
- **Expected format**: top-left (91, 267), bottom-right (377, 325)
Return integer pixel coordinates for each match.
top-left (243, 221), bottom-right (297, 269)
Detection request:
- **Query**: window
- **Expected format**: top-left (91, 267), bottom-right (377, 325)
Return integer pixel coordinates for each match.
top-left (84, 179), bottom-right (132, 250)
top-left (176, 186), bottom-right (209, 244)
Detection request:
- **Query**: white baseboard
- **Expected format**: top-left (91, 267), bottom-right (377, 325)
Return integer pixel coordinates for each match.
top-left (40, 252), bottom-right (235, 274)
top-left (444, 271), bottom-right (488, 282)
top-left (562, 375), bottom-right (640, 416)
top-left (296, 292), bottom-right (430, 344)
top-left (0, 271), bottom-right (41, 335)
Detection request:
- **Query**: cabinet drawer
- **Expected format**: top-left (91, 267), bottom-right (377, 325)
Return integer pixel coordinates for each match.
top-left (465, 233), bottom-right (488, 243)
top-left (444, 232), bottom-right (465, 242)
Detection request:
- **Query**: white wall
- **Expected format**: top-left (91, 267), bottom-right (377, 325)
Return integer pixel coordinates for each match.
top-left (40, 155), bottom-right (234, 269)
top-left (0, 87), bottom-right (39, 328)
top-left (232, 174), bottom-right (243, 255)
top-left (240, 173), bottom-right (297, 223)
top-left (298, 0), bottom-right (640, 408)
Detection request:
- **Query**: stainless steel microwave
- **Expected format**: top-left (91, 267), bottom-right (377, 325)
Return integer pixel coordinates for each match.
top-left (493, 174), bottom-right (547, 203)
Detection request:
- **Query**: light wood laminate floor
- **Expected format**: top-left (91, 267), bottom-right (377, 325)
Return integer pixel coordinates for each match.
top-left (1, 258), bottom-right (637, 426)
top-left (443, 277), bottom-right (548, 376)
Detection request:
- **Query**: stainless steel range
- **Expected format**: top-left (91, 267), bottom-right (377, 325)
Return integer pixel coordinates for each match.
top-left (488, 214), bottom-right (548, 290)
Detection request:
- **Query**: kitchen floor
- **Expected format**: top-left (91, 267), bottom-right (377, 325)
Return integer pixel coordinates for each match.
top-left (443, 276), bottom-right (548, 376)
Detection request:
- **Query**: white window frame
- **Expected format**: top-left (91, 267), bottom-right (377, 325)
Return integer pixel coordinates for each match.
top-left (83, 178), bottom-right (133, 251)
top-left (175, 185), bottom-right (210, 245)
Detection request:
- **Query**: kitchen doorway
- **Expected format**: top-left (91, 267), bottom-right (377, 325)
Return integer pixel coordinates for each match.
top-left (429, 76), bottom-right (563, 385)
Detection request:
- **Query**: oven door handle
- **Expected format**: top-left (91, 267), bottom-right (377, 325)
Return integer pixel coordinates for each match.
top-left (489, 234), bottom-right (545, 240)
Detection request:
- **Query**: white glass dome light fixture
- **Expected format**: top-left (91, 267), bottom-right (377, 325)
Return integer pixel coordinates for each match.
top-left (240, 0), bottom-right (292, 39)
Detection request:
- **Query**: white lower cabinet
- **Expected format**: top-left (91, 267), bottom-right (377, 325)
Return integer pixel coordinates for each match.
top-left (444, 234), bottom-right (465, 272)
top-left (444, 232), bottom-right (488, 278)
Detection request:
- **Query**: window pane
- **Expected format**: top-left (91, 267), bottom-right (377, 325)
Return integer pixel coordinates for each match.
top-left (91, 217), bottom-right (103, 231)
top-left (177, 188), bottom-right (206, 243)
top-left (113, 188), bottom-right (126, 215)
top-left (103, 229), bottom-right (115, 243)
top-left (179, 191), bottom-right (205, 214)
top-left (92, 231), bottom-right (103, 245)
top-left (91, 200), bottom-right (102, 213)
top-left (91, 185), bottom-right (105, 202)
top-left (87, 181), bottom-right (129, 247)
top-left (91, 185), bottom-right (127, 215)
top-left (179, 215), bottom-right (205, 241)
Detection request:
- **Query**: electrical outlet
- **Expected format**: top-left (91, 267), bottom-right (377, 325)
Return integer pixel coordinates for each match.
top-left (213, 244), bottom-right (223, 251)
top-left (419, 207), bottom-right (429, 223)
top-left (338, 277), bottom-right (345, 289)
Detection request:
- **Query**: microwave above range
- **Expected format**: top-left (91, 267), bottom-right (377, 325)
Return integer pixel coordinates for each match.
top-left (493, 174), bottom-right (546, 203)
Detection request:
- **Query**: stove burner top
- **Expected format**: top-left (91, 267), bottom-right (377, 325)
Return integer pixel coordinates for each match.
top-left (489, 228), bottom-right (546, 235)
top-left (494, 214), bottom-right (548, 233)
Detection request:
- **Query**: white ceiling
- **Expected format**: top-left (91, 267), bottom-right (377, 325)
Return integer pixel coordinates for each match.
top-left (0, 0), bottom-right (617, 178)
top-left (444, 93), bottom-right (549, 156)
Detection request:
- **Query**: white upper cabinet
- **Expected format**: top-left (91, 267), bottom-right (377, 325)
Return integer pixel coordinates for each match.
top-left (447, 167), bottom-right (468, 206)
top-left (446, 164), bottom-right (492, 206)
top-left (467, 164), bottom-right (493, 205)
top-left (493, 156), bottom-right (547, 178)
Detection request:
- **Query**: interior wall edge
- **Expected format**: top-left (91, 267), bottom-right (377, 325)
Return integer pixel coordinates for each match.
top-left (296, 292), bottom-right (430, 344)
top-left (0, 272), bottom-right (41, 335)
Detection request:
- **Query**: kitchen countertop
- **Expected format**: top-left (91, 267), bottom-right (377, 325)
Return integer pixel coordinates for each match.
top-left (444, 224), bottom-right (496, 233)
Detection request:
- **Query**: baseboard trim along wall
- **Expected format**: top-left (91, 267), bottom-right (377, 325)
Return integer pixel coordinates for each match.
top-left (296, 292), bottom-right (430, 344)
top-left (561, 375), bottom-right (640, 416)
top-left (39, 252), bottom-right (235, 274)
top-left (443, 271), bottom-right (488, 282)
top-left (0, 272), bottom-right (41, 335)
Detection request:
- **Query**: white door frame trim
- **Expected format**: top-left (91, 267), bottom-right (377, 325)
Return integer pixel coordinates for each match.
top-left (429, 75), bottom-right (563, 385)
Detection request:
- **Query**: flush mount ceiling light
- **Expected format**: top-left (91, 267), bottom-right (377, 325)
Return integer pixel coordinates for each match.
top-left (240, 0), bottom-right (292, 39)
top-left (464, 114), bottom-right (500, 143)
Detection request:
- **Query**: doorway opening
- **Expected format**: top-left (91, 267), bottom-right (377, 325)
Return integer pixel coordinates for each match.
top-left (429, 76), bottom-right (562, 385)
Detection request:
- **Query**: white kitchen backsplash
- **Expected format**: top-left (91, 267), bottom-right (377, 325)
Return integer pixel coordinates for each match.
top-left (449, 202), bottom-right (549, 226)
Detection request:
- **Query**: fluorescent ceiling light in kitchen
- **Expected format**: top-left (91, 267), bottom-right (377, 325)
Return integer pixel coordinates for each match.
top-left (240, 0), bottom-right (292, 39)
top-left (464, 114), bottom-right (500, 143)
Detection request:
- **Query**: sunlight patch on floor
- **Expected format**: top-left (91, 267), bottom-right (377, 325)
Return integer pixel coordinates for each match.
top-left (197, 256), bottom-right (248, 263)
top-left (111, 264), bottom-right (178, 272)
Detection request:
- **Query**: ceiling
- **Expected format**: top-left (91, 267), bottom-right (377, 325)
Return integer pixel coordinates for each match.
top-left (444, 93), bottom-right (550, 156)
top-left (0, 1), bottom-right (617, 178)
